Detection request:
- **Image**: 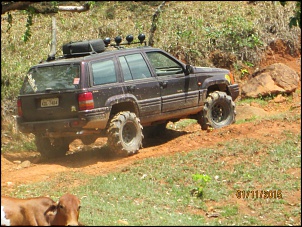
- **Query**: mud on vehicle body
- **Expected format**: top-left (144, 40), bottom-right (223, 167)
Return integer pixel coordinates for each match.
top-left (16, 34), bottom-right (239, 158)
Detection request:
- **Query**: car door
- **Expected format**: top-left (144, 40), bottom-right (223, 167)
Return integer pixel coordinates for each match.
top-left (145, 51), bottom-right (199, 112)
top-left (118, 53), bottom-right (161, 116)
top-left (89, 57), bottom-right (124, 108)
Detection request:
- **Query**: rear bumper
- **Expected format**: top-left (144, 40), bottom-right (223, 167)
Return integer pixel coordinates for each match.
top-left (16, 107), bottom-right (110, 137)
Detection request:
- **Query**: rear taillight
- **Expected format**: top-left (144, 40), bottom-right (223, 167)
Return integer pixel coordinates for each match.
top-left (78, 92), bottom-right (94, 110)
top-left (17, 99), bottom-right (23, 117)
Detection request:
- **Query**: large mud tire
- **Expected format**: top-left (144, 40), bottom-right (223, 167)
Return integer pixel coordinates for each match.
top-left (198, 91), bottom-right (236, 130)
top-left (35, 136), bottom-right (70, 159)
top-left (107, 111), bottom-right (143, 156)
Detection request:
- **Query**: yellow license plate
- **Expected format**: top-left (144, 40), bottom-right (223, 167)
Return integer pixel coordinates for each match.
top-left (41, 98), bottom-right (59, 107)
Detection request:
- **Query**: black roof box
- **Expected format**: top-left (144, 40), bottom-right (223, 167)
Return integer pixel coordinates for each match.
top-left (62, 39), bottom-right (105, 57)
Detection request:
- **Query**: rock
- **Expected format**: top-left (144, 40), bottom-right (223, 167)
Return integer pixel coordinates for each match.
top-left (13, 160), bottom-right (22, 164)
top-left (206, 212), bottom-right (220, 218)
top-left (241, 63), bottom-right (300, 98)
top-left (7, 182), bottom-right (14, 187)
top-left (117, 220), bottom-right (129, 225)
top-left (273, 94), bottom-right (287, 103)
top-left (20, 160), bottom-right (31, 168)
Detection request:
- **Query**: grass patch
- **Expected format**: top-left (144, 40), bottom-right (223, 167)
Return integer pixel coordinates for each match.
top-left (170, 119), bottom-right (197, 130)
top-left (3, 129), bottom-right (300, 226)
top-left (237, 97), bottom-right (271, 107)
top-left (235, 111), bottom-right (301, 126)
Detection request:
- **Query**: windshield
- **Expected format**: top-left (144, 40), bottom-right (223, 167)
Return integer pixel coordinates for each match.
top-left (20, 64), bottom-right (80, 94)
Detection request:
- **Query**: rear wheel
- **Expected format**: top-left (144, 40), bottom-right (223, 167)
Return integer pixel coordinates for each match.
top-left (35, 135), bottom-right (71, 159)
top-left (107, 111), bottom-right (143, 156)
top-left (198, 91), bottom-right (236, 130)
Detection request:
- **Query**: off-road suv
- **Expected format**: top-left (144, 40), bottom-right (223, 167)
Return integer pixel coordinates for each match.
top-left (16, 34), bottom-right (239, 158)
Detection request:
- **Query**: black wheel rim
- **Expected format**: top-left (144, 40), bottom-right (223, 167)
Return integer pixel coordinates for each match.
top-left (122, 122), bottom-right (137, 144)
top-left (211, 103), bottom-right (228, 123)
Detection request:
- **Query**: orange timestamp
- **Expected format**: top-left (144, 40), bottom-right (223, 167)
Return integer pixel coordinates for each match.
top-left (236, 190), bottom-right (283, 199)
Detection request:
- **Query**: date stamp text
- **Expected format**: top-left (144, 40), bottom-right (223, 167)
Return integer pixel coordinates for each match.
top-left (236, 190), bottom-right (283, 199)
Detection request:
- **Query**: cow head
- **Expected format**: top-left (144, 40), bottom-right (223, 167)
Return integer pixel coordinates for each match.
top-left (50, 194), bottom-right (81, 226)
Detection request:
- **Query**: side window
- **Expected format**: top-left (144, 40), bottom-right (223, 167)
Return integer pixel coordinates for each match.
top-left (91, 59), bottom-right (117, 85)
top-left (119, 54), bottom-right (151, 81)
top-left (119, 57), bottom-right (133, 81)
top-left (146, 52), bottom-right (183, 76)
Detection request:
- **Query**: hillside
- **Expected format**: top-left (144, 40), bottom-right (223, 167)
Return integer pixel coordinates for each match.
top-left (1, 1), bottom-right (300, 99)
top-left (1, 2), bottom-right (301, 225)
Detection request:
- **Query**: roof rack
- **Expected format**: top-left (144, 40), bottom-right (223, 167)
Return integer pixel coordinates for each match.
top-left (43, 33), bottom-right (147, 62)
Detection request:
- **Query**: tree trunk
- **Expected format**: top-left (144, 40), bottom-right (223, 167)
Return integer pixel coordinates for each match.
top-left (148, 1), bottom-right (166, 47)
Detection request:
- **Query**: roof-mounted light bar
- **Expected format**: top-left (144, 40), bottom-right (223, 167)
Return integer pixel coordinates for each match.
top-left (103, 34), bottom-right (146, 48)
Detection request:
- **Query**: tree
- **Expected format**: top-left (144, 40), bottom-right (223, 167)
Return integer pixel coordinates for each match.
top-left (148, 1), bottom-right (166, 47)
top-left (1, 1), bottom-right (93, 42)
top-left (280, 1), bottom-right (301, 29)
top-left (1, 1), bottom-right (91, 14)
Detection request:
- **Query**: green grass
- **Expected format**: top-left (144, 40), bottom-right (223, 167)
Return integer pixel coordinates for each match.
top-left (235, 110), bottom-right (301, 125)
top-left (237, 97), bottom-right (272, 107)
top-left (170, 119), bottom-right (197, 130)
top-left (3, 131), bottom-right (300, 226)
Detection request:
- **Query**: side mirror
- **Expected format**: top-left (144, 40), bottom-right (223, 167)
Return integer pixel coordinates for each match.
top-left (185, 65), bottom-right (193, 75)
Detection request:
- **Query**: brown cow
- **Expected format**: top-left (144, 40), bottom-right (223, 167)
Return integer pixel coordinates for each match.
top-left (49, 194), bottom-right (81, 226)
top-left (1, 193), bottom-right (81, 226)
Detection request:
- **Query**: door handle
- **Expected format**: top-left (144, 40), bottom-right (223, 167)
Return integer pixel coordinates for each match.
top-left (160, 81), bottom-right (168, 88)
top-left (127, 85), bottom-right (136, 92)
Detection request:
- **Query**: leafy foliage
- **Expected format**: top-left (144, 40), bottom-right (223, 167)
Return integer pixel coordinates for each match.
top-left (191, 174), bottom-right (212, 198)
top-left (280, 1), bottom-right (301, 28)
top-left (21, 7), bottom-right (34, 42)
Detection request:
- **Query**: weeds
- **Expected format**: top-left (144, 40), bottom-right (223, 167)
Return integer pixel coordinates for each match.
top-left (191, 174), bottom-right (212, 198)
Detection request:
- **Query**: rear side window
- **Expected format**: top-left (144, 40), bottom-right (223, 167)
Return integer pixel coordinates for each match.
top-left (20, 64), bottom-right (80, 94)
top-left (91, 59), bottom-right (117, 85)
top-left (119, 53), bottom-right (151, 81)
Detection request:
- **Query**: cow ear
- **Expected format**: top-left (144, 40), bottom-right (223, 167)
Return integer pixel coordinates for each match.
top-left (45, 202), bottom-right (58, 216)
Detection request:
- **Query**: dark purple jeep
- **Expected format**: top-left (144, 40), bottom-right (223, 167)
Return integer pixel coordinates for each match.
top-left (16, 35), bottom-right (239, 158)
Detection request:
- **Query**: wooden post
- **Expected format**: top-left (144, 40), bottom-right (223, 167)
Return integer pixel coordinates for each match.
top-left (47, 16), bottom-right (56, 61)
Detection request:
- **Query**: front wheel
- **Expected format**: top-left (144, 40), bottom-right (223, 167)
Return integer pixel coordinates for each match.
top-left (198, 91), bottom-right (236, 130)
top-left (107, 111), bottom-right (143, 156)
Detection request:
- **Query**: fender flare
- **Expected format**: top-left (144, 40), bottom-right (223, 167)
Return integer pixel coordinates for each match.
top-left (200, 77), bottom-right (229, 90)
top-left (105, 94), bottom-right (140, 115)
